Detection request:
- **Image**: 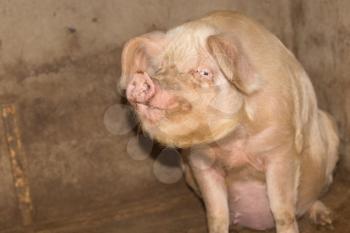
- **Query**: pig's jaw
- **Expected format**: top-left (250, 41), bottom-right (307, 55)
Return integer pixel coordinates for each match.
top-left (141, 109), bottom-right (242, 148)
top-left (134, 97), bottom-right (184, 127)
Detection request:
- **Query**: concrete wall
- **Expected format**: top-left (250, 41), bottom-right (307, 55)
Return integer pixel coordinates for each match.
top-left (290, 0), bottom-right (350, 171)
top-left (0, 0), bottom-right (294, 74)
top-left (0, 0), bottom-right (169, 71)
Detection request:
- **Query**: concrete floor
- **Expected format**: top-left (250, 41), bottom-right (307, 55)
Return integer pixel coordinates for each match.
top-left (10, 168), bottom-right (350, 233)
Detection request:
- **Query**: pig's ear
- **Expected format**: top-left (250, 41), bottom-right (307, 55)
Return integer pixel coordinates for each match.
top-left (207, 33), bottom-right (262, 94)
top-left (119, 31), bottom-right (166, 90)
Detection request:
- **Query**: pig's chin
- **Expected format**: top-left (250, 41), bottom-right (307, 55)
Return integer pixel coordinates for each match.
top-left (140, 111), bottom-right (241, 148)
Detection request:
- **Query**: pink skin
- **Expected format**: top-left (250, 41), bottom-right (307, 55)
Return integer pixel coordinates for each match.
top-left (126, 72), bottom-right (177, 123)
top-left (121, 14), bottom-right (338, 233)
top-left (127, 70), bottom-right (275, 231)
top-left (188, 132), bottom-right (276, 232)
top-left (126, 72), bottom-right (156, 104)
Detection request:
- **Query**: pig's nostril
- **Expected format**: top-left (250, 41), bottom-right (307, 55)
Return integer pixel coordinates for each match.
top-left (141, 83), bottom-right (150, 92)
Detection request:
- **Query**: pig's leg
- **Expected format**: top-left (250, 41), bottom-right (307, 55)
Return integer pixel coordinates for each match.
top-left (307, 200), bottom-right (333, 226)
top-left (266, 151), bottom-right (300, 233)
top-left (189, 155), bottom-right (229, 233)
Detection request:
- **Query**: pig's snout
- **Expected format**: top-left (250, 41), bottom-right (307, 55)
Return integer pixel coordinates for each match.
top-left (126, 72), bottom-right (156, 104)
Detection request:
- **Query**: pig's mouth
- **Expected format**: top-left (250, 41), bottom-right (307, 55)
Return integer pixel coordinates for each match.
top-left (134, 102), bottom-right (166, 123)
top-left (126, 72), bottom-right (182, 124)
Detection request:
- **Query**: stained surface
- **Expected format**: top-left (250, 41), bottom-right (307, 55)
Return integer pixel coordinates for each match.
top-left (0, 1), bottom-right (349, 233)
top-left (0, 107), bottom-right (21, 231)
top-left (290, 0), bottom-right (350, 172)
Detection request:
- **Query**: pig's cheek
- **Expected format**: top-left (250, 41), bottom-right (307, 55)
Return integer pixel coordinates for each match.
top-left (209, 95), bottom-right (243, 117)
top-left (180, 87), bottom-right (202, 105)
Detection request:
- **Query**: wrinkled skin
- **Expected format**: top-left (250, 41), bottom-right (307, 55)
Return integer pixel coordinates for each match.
top-left (123, 31), bottom-right (244, 148)
top-left (119, 11), bottom-right (339, 233)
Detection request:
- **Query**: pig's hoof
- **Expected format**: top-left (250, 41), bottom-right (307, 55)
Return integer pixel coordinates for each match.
top-left (308, 201), bottom-right (334, 227)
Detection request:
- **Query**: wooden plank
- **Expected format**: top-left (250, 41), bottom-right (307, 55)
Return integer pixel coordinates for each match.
top-left (1, 104), bottom-right (33, 226)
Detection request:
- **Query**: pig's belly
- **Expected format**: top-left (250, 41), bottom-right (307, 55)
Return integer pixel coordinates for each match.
top-left (228, 180), bottom-right (274, 230)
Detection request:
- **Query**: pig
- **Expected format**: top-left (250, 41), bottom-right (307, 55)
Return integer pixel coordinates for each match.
top-left (119, 11), bottom-right (339, 233)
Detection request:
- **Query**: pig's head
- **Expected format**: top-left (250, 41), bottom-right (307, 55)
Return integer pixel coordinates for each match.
top-left (119, 25), bottom-right (261, 148)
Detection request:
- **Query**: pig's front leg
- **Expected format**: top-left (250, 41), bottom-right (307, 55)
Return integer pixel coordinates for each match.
top-left (189, 152), bottom-right (229, 233)
top-left (266, 149), bottom-right (300, 233)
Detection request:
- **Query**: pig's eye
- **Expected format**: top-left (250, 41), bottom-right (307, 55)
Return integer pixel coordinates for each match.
top-left (197, 68), bottom-right (213, 79)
